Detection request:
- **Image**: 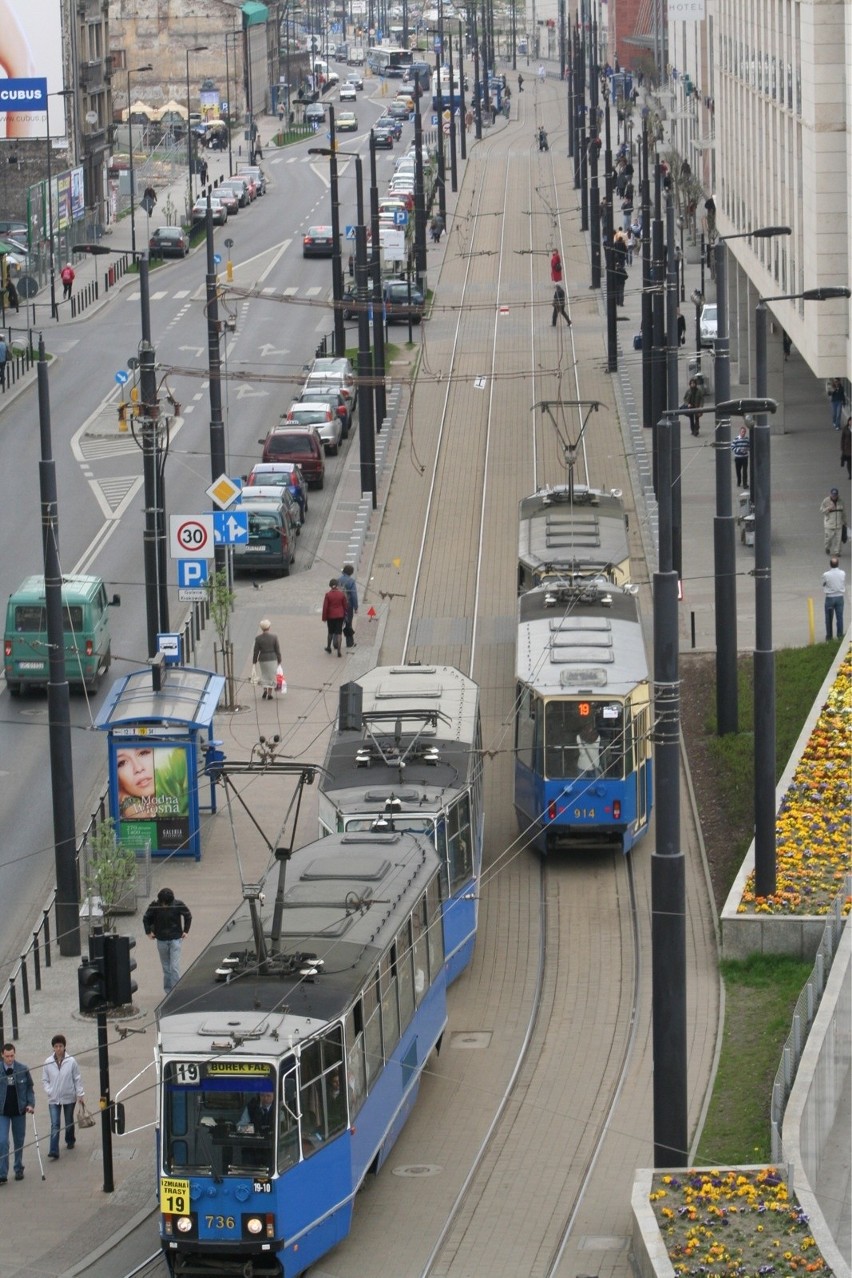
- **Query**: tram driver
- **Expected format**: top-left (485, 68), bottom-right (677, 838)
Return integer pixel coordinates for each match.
top-left (238, 1091), bottom-right (275, 1135)
top-left (575, 721), bottom-right (602, 777)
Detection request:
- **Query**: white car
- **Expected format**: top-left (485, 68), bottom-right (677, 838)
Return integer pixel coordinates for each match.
top-left (339, 83), bottom-right (357, 101)
top-left (699, 303), bottom-right (718, 348)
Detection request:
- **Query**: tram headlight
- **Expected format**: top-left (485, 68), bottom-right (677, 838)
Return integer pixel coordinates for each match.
top-left (176, 1216), bottom-right (193, 1234)
top-left (246, 1217), bottom-right (264, 1235)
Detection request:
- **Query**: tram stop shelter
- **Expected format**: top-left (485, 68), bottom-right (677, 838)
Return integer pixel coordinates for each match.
top-left (94, 666), bottom-right (225, 860)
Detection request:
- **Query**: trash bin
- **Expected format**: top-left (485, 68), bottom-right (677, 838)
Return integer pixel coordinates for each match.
top-left (743, 514), bottom-right (755, 547)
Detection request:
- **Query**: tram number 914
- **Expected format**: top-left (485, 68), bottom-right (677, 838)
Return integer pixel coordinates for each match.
top-left (573, 806), bottom-right (596, 819)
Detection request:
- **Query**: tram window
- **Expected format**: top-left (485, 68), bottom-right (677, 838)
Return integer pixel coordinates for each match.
top-left (447, 794), bottom-right (472, 891)
top-left (380, 950), bottom-right (400, 1055)
top-left (434, 818), bottom-right (450, 898)
top-left (363, 970), bottom-right (383, 1087)
top-left (163, 1062), bottom-right (279, 1179)
top-left (396, 920), bottom-right (415, 1029)
top-left (516, 684), bottom-right (535, 767)
top-left (345, 1005), bottom-right (367, 1115)
top-left (298, 1028), bottom-right (347, 1155)
top-left (426, 876), bottom-right (444, 976)
top-left (543, 700), bottom-right (625, 779)
top-left (412, 895), bottom-right (429, 1005)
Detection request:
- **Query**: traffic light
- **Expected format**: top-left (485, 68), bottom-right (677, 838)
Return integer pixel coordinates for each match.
top-left (103, 935), bottom-right (138, 1007)
top-left (78, 955), bottom-right (107, 1014)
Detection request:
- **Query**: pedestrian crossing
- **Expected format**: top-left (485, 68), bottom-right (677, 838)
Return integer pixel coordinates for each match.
top-left (123, 283), bottom-right (331, 306)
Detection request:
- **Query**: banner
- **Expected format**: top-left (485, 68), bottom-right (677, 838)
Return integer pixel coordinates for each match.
top-left (114, 743), bottom-right (191, 855)
top-left (0, 0), bottom-right (65, 139)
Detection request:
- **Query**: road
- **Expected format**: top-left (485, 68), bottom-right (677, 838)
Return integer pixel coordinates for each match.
top-left (0, 82), bottom-right (406, 964)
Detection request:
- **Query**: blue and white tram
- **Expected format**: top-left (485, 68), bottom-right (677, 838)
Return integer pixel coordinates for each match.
top-left (157, 829), bottom-right (460, 1278)
top-left (514, 580), bottom-right (653, 854)
top-left (518, 485), bottom-right (631, 594)
top-left (318, 664), bottom-right (483, 984)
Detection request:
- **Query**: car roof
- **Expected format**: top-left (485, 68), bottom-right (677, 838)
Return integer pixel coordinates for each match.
top-left (306, 225), bottom-right (333, 234)
top-left (154, 227), bottom-right (184, 236)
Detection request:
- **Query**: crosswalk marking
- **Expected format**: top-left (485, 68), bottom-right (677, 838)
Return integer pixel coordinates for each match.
top-left (173, 290), bottom-right (190, 299)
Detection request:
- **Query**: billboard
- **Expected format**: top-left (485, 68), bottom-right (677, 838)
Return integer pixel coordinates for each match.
top-left (0, 0), bottom-right (65, 139)
top-left (113, 742), bottom-right (192, 856)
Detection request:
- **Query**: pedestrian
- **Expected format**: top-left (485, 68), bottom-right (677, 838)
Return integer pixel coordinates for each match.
top-left (625, 227), bottom-right (636, 266)
top-left (42, 1034), bottom-right (85, 1159)
top-left (682, 376), bottom-right (705, 435)
top-left (538, 64), bottom-right (545, 82)
top-left (820, 487), bottom-right (846, 556)
top-left (822, 556), bottom-right (846, 640)
top-left (429, 213), bottom-right (444, 243)
top-left (491, 101), bottom-right (497, 125)
top-left (6, 277), bottom-right (19, 312)
top-left (0, 334), bottom-right (7, 390)
top-left (338, 564), bottom-right (359, 649)
top-left (841, 416), bottom-right (851, 480)
top-left (517, 73), bottom-right (524, 93)
top-left (142, 887), bottom-right (192, 993)
top-left (828, 378), bottom-right (846, 430)
top-left (677, 307), bottom-right (686, 346)
top-left (0, 1043), bottom-right (34, 1183)
top-left (731, 424), bottom-right (750, 488)
top-left (322, 578), bottom-right (347, 657)
top-left (465, 108), bottom-right (473, 132)
top-left (199, 160), bottom-right (208, 186)
top-left (252, 618), bottom-right (281, 700)
top-left (551, 284), bottom-right (571, 327)
top-left (538, 126), bottom-right (548, 151)
top-left (550, 250), bottom-right (563, 283)
top-left (782, 330), bottom-right (791, 360)
top-left (60, 263), bottom-right (75, 299)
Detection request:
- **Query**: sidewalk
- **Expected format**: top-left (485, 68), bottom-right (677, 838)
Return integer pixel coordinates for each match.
top-left (0, 85), bottom-right (848, 1277)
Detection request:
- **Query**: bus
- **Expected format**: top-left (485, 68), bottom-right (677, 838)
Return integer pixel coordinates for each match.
top-left (367, 45), bottom-right (413, 78)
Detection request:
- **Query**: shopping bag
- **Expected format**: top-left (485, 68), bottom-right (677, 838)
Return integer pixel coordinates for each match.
top-left (276, 665), bottom-right (287, 694)
top-left (77, 1101), bottom-right (96, 1129)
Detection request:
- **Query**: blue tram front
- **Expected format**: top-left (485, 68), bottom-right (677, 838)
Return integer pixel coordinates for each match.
top-left (318, 665), bottom-right (484, 983)
top-left (157, 830), bottom-right (453, 1277)
top-left (514, 581), bottom-right (653, 854)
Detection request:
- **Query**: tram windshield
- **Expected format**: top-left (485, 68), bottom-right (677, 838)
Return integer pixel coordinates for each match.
top-left (543, 698), bottom-right (627, 780)
top-left (344, 814), bottom-right (435, 838)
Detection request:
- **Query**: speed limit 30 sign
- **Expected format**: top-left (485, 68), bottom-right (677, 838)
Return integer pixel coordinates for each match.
top-left (170, 514), bottom-right (215, 559)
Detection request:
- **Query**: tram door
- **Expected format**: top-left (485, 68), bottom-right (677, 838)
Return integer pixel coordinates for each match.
top-left (633, 704), bottom-right (650, 832)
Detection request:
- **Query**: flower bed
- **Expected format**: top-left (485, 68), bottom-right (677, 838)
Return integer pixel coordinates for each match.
top-left (650, 1167), bottom-right (828, 1275)
top-left (738, 651), bottom-right (852, 917)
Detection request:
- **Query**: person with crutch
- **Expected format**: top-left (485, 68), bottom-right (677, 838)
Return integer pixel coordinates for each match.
top-left (0, 1043), bottom-right (35, 1183)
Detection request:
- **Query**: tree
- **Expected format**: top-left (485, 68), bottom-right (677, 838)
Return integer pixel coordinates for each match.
top-left (83, 817), bottom-right (138, 933)
top-left (206, 566), bottom-right (237, 709)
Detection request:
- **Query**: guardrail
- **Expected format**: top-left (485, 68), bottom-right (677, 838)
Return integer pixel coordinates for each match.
top-left (0, 595), bottom-right (211, 1041)
top-left (770, 875), bottom-right (851, 1162)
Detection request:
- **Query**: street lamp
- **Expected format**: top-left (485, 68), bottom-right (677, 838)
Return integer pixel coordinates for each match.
top-left (186, 46), bottom-right (208, 214)
top-left (127, 65), bottom-right (153, 259)
top-left (712, 225), bottom-right (791, 737)
top-left (309, 147), bottom-right (376, 505)
top-left (45, 89), bottom-right (74, 320)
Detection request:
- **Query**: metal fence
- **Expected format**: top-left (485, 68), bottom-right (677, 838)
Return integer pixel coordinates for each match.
top-left (0, 595), bottom-right (211, 1043)
top-left (770, 875), bottom-right (852, 1162)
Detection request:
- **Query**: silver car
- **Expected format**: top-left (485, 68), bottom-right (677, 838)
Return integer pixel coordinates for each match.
top-left (284, 402), bottom-right (343, 456)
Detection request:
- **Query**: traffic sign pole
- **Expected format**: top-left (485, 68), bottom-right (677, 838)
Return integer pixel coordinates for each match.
top-left (205, 203), bottom-right (228, 577)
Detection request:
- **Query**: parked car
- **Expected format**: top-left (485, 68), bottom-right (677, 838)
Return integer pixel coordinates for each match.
top-left (699, 303), bottom-right (718, 348)
top-left (233, 497), bottom-right (297, 577)
top-left (303, 355), bottom-right (357, 410)
top-left (218, 178), bottom-right (251, 207)
top-left (0, 219), bottom-right (27, 238)
top-left (191, 196), bottom-right (228, 225)
top-left (259, 426), bottom-right (326, 488)
top-left (303, 224), bottom-right (336, 257)
top-left (339, 83), bottom-right (357, 102)
top-left (239, 484), bottom-right (303, 536)
top-left (336, 110), bottom-right (358, 132)
top-left (298, 385), bottom-right (352, 438)
top-left (149, 226), bottom-right (189, 258)
top-left (212, 186), bottom-right (240, 215)
top-left (285, 402), bottom-right (342, 455)
top-left (383, 278), bottom-right (425, 324)
top-left (372, 124), bottom-right (395, 149)
top-left (246, 462), bottom-right (308, 523)
top-left (236, 164), bottom-right (267, 195)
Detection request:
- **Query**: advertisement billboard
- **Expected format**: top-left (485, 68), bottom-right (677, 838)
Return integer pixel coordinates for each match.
top-left (113, 742), bottom-right (193, 856)
top-left (0, 0), bottom-right (65, 139)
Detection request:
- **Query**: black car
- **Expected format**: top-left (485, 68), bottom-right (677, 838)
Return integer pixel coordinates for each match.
top-left (383, 279), bottom-right (425, 324)
top-left (302, 225), bottom-right (336, 257)
top-left (149, 227), bottom-right (189, 258)
top-left (372, 126), bottom-right (395, 149)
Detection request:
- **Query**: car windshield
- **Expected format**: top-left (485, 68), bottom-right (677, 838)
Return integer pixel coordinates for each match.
top-left (247, 513), bottom-right (281, 541)
top-left (271, 435), bottom-right (314, 455)
top-left (290, 408), bottom-right (327, 422)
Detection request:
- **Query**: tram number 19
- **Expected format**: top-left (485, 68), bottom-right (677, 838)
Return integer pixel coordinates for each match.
top-left (165, 1192), bottom-right (187, 1214)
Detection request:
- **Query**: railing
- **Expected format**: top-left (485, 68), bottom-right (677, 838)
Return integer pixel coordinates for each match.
top-left (0, 595), bottom-right (211, 1040)
top-left (769, 875), bottom-right (852, 1162)
top-left (1, 337), bottom-right (36, 393)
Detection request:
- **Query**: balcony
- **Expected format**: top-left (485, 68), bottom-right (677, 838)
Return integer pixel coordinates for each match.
top-left (78, 61), bottom-right (105, 92)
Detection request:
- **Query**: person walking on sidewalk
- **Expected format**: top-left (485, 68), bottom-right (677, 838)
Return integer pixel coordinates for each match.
top-left (828, 378), bottom-right (846, 430)
top-left (60, 263), bottom-right (75, 299)
top-left (252, 618), bottom-right (281, 700)
top-left (551, 285), bottom-right (571, 327)
top-left (338, 564), bottom-right (359, 649)
top-left (143, 888), bottom-right (192, 993)
top-left (322, 579), bottom-right (347, 656)
top-left (6, 277), bottom-right (19, 313)
top-left (820, 487), bottom-right (846, 555)
top-left (731, 425), bottom-right (750, 488)
top-left (682, 376), bottom-right (705, 436)
top-left (517, 73), bottom-right (524, 93)
top-left (0, 335), bottom-right (7, 390)
top-left (550, 250), bottom-right (563, 283)
top-left (42, 1034), bottom-right (84, 1159)
top-left (0, 1043), bottom-right (34, 1184)
top-left (841, 416), bottom-right (851, 480)
top-left (822, 557), bottom-right (846, 640)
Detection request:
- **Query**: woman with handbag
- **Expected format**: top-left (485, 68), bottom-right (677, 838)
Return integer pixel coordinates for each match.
top-left (42, 1035), bottom-right (85, 1159)
top-left (252, 619), bottom-right (282, 700)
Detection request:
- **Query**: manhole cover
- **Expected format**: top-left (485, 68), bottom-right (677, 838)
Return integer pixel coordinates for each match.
top-left (392, 1164), bottom-right (442, 1178)
top-left (449, 1030), bottom-right (492, 1049)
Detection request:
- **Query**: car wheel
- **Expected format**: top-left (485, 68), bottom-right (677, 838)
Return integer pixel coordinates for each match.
top-left (327, 441), bottom-right (339, 456)
top-left (280, 554), bottom-right (291, 578)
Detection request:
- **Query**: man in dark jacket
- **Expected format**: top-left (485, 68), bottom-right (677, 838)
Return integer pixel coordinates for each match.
top-left (143, 888), bottom-right (192, 992)
top-left (338, 564), bottom-right (359, 649)
top-left (1, 1043), bottom-right (35, 1183)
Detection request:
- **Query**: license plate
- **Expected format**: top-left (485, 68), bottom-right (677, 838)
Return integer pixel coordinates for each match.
top-left (20, 661), bottom-right (45, 670)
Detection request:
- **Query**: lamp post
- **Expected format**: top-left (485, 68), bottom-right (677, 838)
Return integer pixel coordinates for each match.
top-left (224, 29), bottom-right (240, 176)
top-left (309, 147), bottom-right (376, 505)
top-left (712, 226), bottom-right (791, 737)
top-left (45, 89), bottom-right (74, 320)
top-left (186, 46), bottom-right (208, 215)
top-left (127, 64), bottom-right (153, 259)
